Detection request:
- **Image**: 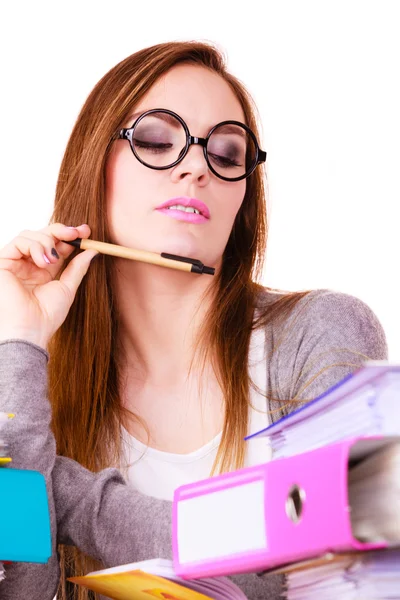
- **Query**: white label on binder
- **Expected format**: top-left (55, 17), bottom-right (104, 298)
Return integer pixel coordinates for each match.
top-left (177, 480), bottom-right (267, 563)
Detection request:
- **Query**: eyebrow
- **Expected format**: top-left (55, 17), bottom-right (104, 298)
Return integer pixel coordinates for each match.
top-left (126, 110), bottom-right (247, 136)
top-left (213, 124), bottom-right (247, 139)
top-left (127, 110), bottom-right (182, 128)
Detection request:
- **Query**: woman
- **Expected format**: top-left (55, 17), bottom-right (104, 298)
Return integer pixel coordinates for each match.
top-left (0, 41), bottom-right (387, 600)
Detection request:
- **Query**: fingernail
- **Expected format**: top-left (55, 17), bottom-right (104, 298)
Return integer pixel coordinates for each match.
top-left (51, 248), bottom-right (60, 259)
top-left (43, 254), bottom-right (51, 264)
top-left (66, 226), bottom-right (77, 229)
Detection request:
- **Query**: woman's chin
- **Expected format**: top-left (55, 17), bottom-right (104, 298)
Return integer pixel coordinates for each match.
top-left (155, 238), bottom-right (207, 261)
top-left (110, 232), bottom-right (215, 266)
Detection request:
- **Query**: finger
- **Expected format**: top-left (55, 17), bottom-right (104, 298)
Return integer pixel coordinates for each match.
top-left (0, 237), bottom-right (53, 268)
top-left (0, 223), bottom-right (91, 263)
top-left (12, 231), bottom-right (64, 265)
top-left (39, 222), bottom-right (91, 239)
top-left (58, 249), bottom-right (98, 299)
top-left (39, 223), bottom-right (92, 257)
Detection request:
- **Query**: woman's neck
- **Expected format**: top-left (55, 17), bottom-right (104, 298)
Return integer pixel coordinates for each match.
top-left (113, 259), bottom-right (216, 386)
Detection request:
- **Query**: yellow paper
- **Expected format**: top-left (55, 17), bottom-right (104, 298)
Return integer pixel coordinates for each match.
top-left (69, 569), bottom-right (213, 600)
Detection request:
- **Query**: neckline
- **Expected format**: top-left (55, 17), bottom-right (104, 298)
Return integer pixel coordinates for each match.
top-left (121, 426), bottom-right (223, 464)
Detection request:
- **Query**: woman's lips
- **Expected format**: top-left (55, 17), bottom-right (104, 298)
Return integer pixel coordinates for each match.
top-left (155, 208), bottom-right (209, 224)
top-left (155, 197), bottom-right (210, 221)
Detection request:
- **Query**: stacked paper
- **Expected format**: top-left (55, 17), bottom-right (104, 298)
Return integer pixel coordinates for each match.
top-left (129, 559), bottom-right (248, 600)
top-left (246, 364), bottom-right (400, 458)
top-left (70, 558), bottom-right (248, 600)
top-left (286, 550), bottom-right (400, 600)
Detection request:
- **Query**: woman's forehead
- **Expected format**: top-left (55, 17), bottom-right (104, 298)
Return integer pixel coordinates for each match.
top-left (131, 64), bottom-right (245, 130)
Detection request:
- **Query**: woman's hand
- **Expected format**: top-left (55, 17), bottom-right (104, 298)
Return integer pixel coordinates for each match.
top-left (0, 223), bottom-right (98, 350)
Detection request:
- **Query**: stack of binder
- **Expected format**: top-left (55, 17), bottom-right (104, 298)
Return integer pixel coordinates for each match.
top-left (0, 412), bottom-right (52, 585)
top-left (282, 550), bottom-right (400, 600)
top-left (172, 363), bottom-right (400, 598)
top-left (247, 363), bottom-right (400, 459)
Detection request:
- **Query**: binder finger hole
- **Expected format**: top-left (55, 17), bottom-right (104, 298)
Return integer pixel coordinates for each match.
top-left (286, 484), bottom-right (306, 523)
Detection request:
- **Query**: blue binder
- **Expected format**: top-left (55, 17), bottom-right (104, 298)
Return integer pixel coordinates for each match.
top-left (0, 468), bottom-right (51, 563)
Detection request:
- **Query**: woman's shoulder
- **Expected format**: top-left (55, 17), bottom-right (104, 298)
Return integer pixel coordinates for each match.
top-left (256, 286), bottom-right (385, 341)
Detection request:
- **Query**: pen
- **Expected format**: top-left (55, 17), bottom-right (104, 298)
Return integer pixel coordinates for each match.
top-left (62, 238), bottom-right (215, 276)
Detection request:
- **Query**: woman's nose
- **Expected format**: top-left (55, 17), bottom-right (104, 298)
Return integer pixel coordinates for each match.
top-left (170, 144), bottom-right (210, 184)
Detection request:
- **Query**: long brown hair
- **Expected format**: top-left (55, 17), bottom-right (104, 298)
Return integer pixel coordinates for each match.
top-left (48, 40), bottom-right (310, 599)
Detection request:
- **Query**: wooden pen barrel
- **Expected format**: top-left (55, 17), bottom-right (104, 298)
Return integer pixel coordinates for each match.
top-left (80, 238), bottom-right (192, 272)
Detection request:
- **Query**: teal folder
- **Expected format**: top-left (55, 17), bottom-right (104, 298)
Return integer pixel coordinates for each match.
top-left (0, 468), bottom-right (51, 563)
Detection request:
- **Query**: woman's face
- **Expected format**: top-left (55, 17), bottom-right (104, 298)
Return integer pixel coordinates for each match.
top-left (106, 64), bottom-right (247, 267)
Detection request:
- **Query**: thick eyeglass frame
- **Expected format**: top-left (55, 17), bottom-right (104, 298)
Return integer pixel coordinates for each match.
top-left (117, 108), bottom-right (267, 182)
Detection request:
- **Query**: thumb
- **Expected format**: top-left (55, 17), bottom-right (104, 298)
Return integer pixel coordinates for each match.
top-left (59, 249), bottom-right (99, 298)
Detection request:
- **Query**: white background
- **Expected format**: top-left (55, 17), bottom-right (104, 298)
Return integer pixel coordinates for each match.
top-left (0, 1), bottom-right (398, 358)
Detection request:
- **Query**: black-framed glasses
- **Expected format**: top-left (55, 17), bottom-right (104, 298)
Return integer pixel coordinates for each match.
top-left (117, 108), bottom-right (267, 182)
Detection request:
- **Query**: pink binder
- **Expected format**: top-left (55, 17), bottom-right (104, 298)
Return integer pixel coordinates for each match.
top-left (172, 436), bottom-right (391, 579)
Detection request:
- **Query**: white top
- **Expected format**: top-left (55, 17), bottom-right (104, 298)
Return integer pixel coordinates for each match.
top-left (120, 326), bottom-right (272, 500)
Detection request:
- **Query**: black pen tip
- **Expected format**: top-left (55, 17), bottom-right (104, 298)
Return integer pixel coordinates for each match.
top-left (61, 238), bottom-right (82, 248)
top-left (191, 264), bottom-right (215, 276)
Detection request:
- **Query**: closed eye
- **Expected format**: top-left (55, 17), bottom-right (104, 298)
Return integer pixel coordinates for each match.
top-left (133, 140), bottom-right (173, 154)
top-left (208, 152), bottom-right (242, 168)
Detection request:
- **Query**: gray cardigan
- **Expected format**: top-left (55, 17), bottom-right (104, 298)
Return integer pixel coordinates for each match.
top-left (0, 289), bottom-right (388, 599)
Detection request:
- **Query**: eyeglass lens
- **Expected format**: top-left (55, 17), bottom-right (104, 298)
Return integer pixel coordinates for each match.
top-left (132, 111), bottom-right (257, 179)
